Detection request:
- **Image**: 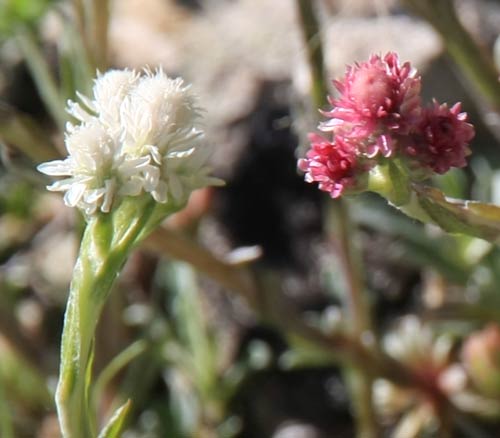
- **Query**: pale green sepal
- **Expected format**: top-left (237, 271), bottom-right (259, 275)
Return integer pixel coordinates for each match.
top-left (97, 400), bottom-right (132, 438)
top-left (367, 161), bottom-right (411, 206)
top-left (395, 190), bottom-right (434, 224)
top-left (387, 160), bottom-right (411, 206)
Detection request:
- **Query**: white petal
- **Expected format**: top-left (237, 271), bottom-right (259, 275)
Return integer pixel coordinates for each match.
top-left (84, 188), bottom-right (106, 204)
top-left (101, 179), bottom-right (117, 212)
top-left (47, 178), bottom-right (76, 192)
top-left (37, 160), bottom-right (72, 176)
top-left (119, 179), bottom-right (143, 196)
top-left (151, 180), bottom-right (168, 203)
top-left (64, 183), bottom-right (87, 207)
top-left (166, 147), bottom-right (195, 159)
top-left (67, 100), bottom-right (93, 122)
top-left (146, 144), bottom-right (162, 164)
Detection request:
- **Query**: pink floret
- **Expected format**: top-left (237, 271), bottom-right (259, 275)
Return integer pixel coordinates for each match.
top-left (320, 52), bottom-right (422, 158)
top-left (298, 134), bottom-right (358, 198)
top-left (411, 101), bottom-right (475, 174)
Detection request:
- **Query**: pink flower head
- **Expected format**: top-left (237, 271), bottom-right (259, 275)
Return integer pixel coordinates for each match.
top-left (320, 52), bottom-right (422, 158)
top-left (407, 101), bottom-right (474, 174)
top-left (299, 52), bottom-right (475, 198)
top-left (298, 133), bottom-right (359, 198)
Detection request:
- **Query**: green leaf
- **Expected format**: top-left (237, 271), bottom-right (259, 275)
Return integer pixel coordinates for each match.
top-left (97, 400), bottom-right (132, 438)
top-left (413, 185), bottom-right (500, 243)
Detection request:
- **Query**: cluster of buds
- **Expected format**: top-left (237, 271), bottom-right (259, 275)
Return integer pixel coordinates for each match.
top-left (299, 53), bottom-right (475, 198)
top-left (38, 69), bottom-right (222, 215)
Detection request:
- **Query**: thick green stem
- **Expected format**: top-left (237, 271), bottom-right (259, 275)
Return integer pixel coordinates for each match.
top-left (56, 198), bottom-right (156, 437)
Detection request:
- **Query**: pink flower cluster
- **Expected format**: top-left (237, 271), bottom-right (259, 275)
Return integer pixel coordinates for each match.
top-left (299, 52), bottom-right (475, 198)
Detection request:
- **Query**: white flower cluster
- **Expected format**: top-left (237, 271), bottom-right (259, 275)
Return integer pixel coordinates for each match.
top-left (38, 69), bottom-right (222, 214)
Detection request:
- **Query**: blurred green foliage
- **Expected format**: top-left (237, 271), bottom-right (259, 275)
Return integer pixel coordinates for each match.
top-left (0, 0), bottom-right (56, 36)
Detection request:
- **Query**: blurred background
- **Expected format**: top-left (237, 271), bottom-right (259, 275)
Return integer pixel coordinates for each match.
top-left (2, 0), bottom-right (500, 437)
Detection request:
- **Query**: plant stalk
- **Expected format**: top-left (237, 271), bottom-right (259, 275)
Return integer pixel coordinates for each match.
top-left (295, 1), bottom-right (378, 436)
top-left (403, 0), bottom-right (500, 111)
top-left (56, 199), bottom-right (156, 437)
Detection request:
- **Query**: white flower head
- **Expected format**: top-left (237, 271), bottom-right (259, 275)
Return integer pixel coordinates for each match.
top-left (38, 68), bottom-right (222, 214)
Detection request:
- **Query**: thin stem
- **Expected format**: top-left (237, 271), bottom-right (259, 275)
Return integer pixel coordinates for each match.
top-left (403, 0), bottom-right (500, 111)
top-left (91, 0), bottom-right (110, 70)
top-left (15, 28), bottom-right (67, 130)
top-left (72, 0), bottom-right (94, 71)
top-left (331, 206), bottom-right (379, 438)
top-left (72, 0), bottom-right (86, 43)
top-left (329, 202), bottom-right (373, 334)
top-left (296, 0), bottom-right (329, 108)
top-left (295, 1), bottom-right (378, 436)
top-left (72, 0), bottom-right (110, 72)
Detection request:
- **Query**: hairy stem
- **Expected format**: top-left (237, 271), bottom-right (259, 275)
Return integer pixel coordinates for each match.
top-left (56, 199), bottom-right (156, 437)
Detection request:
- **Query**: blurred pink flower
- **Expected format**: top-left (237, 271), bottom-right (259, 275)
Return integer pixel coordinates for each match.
top-left (320, 52), bottom-right (422, 158)
top-left (406, 101), bottom-right (474, 174)
top-left (298, 134), bottom-right (359, 198)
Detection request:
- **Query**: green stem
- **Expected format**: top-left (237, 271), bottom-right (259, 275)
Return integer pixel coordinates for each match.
top-left (295, 1), bottom-right (378, 436)
top-left (15, 28), bottom-right (67, 130)
top-left (329, 202), bottom-right (373, 334)
top-left (403, 0), bottom-right (500, 111)
top-left (91, 0), bottom-right (110, 70)
top-left (56, 199), bottom-right (156, 437)
top-left (296, 0), bottom-right (329, 108)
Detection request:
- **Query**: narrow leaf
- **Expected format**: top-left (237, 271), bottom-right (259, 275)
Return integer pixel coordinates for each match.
top-left (412, 185), bottom-right (500, 243)
top-left (97, 399), bottom-right (132, 438)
